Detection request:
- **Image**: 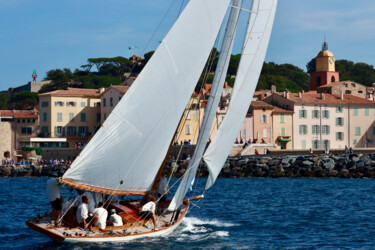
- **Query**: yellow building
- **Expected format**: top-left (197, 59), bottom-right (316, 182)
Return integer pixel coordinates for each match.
top-left (271, 106), bottom-right (294, 149)
top-left (176, 93), bottom-right (201, 144)
top-left (39, 88), bottom-right (102, 147)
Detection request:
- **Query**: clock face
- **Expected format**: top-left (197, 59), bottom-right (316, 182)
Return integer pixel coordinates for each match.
top-left (329, 58), bottom-right (334, 64)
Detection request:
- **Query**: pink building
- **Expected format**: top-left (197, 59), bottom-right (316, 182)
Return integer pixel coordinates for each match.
top-left (101, 85), bottom-right (130, 123)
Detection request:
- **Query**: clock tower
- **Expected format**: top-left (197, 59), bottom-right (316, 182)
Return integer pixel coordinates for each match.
top-left (310, 41), bottom-right (340, 90)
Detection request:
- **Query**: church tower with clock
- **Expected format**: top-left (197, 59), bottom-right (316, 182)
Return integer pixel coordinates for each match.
top-left (310, 41), bottom-right (340, 90)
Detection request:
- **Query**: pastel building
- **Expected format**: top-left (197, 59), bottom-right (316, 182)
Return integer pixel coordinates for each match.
top-left (265, 92), bottom-right (375, 149)
top-left (176, 93), bottom-right (201, 144)
top-left (101, 85), bottom-right (130, 123)
top-left (0, 110), bottom-right (39, 159)
top-left (272, 106), bottom-right (294, 149)
top-left (38, 88), bottom-right (101, 147)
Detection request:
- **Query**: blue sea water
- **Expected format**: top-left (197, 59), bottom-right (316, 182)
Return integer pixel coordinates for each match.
top-left (1, 177), bottom-right (375, 249)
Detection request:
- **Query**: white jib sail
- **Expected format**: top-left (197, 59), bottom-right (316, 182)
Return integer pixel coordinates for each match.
top-left (168, 0), bottom-right (242, 211)
top-left (62, 0), bottom-right (230, 193)
top-left (203, 0), bottom-right (278, 189)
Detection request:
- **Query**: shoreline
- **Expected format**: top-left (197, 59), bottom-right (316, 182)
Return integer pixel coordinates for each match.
top-left (2, 153), bottom-right (375, 179)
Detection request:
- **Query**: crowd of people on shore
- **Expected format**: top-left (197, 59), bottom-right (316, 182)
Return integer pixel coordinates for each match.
top-left (1, 158), bottom-right (73, 167)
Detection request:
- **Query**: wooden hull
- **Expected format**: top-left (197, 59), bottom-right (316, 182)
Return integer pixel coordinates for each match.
top-left (26, 203), bottom-right (189, 243)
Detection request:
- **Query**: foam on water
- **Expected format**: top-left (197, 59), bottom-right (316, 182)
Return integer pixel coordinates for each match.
top-left (183, 216), bottom-right (239, 227)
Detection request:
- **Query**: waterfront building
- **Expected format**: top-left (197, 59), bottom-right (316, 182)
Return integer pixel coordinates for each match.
top-left (101, 85), bottom-right (130, 123)
top-left (38, 88), bottom-right (101, 147)
top-left (176, 93), bottom-right (201, 144)
top-left (272, 106), bottom-right (294, 149)
top-left (0, 110), bottom-right (39, 159)
top-left (264, 92), bottom-right (375, 149)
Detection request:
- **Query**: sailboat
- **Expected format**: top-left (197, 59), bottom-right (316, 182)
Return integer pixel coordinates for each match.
top-left (26, 0), bottom-right (277, 243)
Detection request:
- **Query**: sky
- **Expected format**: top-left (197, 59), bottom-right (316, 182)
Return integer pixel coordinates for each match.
top-left (0, 0), bottom-right (374, 91)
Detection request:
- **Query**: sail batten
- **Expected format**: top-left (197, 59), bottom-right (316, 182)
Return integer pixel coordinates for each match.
top-left (62, 0), bottom-right (231, 193)
top-left (203, 0), bottom-right (278, 189)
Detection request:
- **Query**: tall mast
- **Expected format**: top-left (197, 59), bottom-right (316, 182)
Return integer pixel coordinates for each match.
top-left (168, 0), bottom-right (242, 211)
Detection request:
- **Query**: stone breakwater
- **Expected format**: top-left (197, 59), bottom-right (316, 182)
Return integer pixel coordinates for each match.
top-left (166, 153), bottom-right (375, 179)
top-left (2, 153), bottom-right (375, 178)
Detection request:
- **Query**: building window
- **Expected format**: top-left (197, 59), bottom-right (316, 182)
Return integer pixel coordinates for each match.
top-left (81, 113), bottom-right (86, 122)
top-left (67, 101), bottom-right (76, 107)
top-left (43, 113), bottom-right (47, 122)
top-left (336, 106), bottom-right (343, 113)
top-left (331, 76), bottom-right (336, 82)
top-left (368, 139), bottom-right (374, 144)
top-left (263, 128), bottom-right (267, 138)
top-left (312, 140), bottom-right (320, 149)
top-left (299, 125), bottom-right (308, 135)
top-left (55, 101), bottom-right (64, 106)
top-left (186, 112), bottom-right (191, 120)
top-left (186, 125), bottom-right (191, 135)
top-left (353, 139), bottom-right (358, 144)
top-left (323, 140), bottom-right (330, 149)
top-left (281, 127), bottom-right (286, 136)
top-left (299, 110), bottom-right (307, 119)
top-left (365, 108), bottom-right (369, 116)
top-left (69, 113), bottom-right (74, 122)
top-left (280, 114), bottom-right (285, 123)
top-left (110, 97), bottom-right (113, 107)
top-left (21, 127), bottom-right (32, 135)
top-left (312, 110), bottom-right (320, 119)
top-left (41, 101), bottom-right (49, 107)
top-left (57, 112), bottom-right (63, 122)
top-left (97, 113), bottom-right (101, 122)
top-left (355, 127), bottom-right (361, 135)
top-left (22, 119), bottom-right (25, 123)
top-left (67, 126), bottom-right (76, 136)
top-left (103, 98), bottom-right (106, 107)
top-left (354, 108), bottom-right (358, 116)
top-left (78, 126), bottom-right (88, 137)
top-left (336, 132), bottom-right (344, 141)
top-left (261, 115), bottom-right (269, 123)
top-left (302, 140), bottom-right (306, 149)
top-left (322, 125), bottom-right (330, 135)
top-left (55, 126), bottom-right (63, 137)
top-left (81, 102), bottom-right (86, 107)
top-left (336, 117), bottom-right (344, 126)
top-left (373, 127), bottom-right (375, 135)
top-left (17, 119), bottom-right (20, 123)
top-left (41, 126), bottom-right (48, 134)
top-left (312, 125), bottom-right (320, 135)
top-left (94, 102), bottom-right (100, 107)
top-left (322, 110), bottom-right (329, 119)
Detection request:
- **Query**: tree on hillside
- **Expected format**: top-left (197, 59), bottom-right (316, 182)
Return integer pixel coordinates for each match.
top-left (306, 58), bottom-right (316, 74)
top-left (9, 91), bottom-right (38, 109)
top-left (0, 92), bottom-right (9, 109)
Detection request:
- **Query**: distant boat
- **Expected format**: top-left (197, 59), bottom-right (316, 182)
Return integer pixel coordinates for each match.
top-left (26, 0), bottom-right (277, 242)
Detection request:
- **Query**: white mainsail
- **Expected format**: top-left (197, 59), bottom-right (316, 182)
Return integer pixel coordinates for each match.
top-left (62, 0), bottom-right (230, 193)
top-left (203, 0), bottom-right (278, 189)
top-left (168, 0), bottom-right (242, 211)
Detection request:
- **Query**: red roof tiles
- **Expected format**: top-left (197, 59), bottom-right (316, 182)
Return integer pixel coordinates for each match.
top-left (0, 110), bottom-right (38, 118)
top-left (39, 87), bottom-right (101, 97)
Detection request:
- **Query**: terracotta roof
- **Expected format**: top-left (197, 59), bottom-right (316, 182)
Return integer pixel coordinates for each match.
top-left (317, 80), bottom-right (362, 89)
top-left (101, 85), bottom-right (130, 96)
top-left (272, 106), bottom-right (294, 113)
top-left (250, 101), bottom-right (274, 109)
top-left (202, 82), bottom-right (232, 95)
top-left (39, 87), bottom-right (101, 97)
top-left (277, 93), bottom-right (375, 105)
top-left (0, 110), bottom-right (38, 118)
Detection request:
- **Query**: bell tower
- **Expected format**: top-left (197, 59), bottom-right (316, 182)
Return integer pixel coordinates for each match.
top-left (310, 41), bottom-right (340, 90)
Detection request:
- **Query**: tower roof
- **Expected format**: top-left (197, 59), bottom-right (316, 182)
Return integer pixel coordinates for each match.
top-left (317, 41), bottom-right (334, 57)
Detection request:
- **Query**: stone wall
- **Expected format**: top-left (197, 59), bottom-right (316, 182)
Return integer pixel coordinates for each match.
top-left (0, 122), bottom-right (12, 159)
top-left (42, 148), bottom-right (81, 162)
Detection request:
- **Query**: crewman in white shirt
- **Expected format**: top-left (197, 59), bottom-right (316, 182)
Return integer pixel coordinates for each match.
top-left (93, 202), bottom-right (108, 230)
top-left (76, 196), bottom-right (93, 229)
top-left (108, 209), bottom-right (123, 226)
top-left (139, 196), bottom-right (158, 230)
top-left (82, 191), bottom-right (95, 213)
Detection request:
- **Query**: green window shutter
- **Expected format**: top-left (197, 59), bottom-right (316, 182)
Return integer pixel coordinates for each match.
top-left (312, 110), bottom-right (314, 118)
top-left (336, 118), bottom-right (339, 126)
top-left (62, 127), bottom-right (65, 137)
top-left (317, 125), bottom-right (321, 134)
top-left (312, 125), bottom-right (316, 134)
top-left (336, 106), bottom-right (339, 112)
top-left (373, 127), bottom-right (375, 135)
top-left (327, 126), bottom-right (330, 135)
top-left (302, 140), bottom-right (306, 149)
top-left (336, 132), bottom-right (339, 141)
top-left (327, 110), bottom-right (330, 118)
top-left (318, 111), bottom-right (320, 118)
top-left (328, 140), bottom-right (331, 149)
top-left (299, 125), bottom-right (302, 134)
top-left (306, 125), bottom-right (308, 134)
top-left (342, 118), bottom-right (344, 126)
top-left (299, 110), bottom-right (302, 118)
top-left (342, 133), bottom-right (344, 140)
